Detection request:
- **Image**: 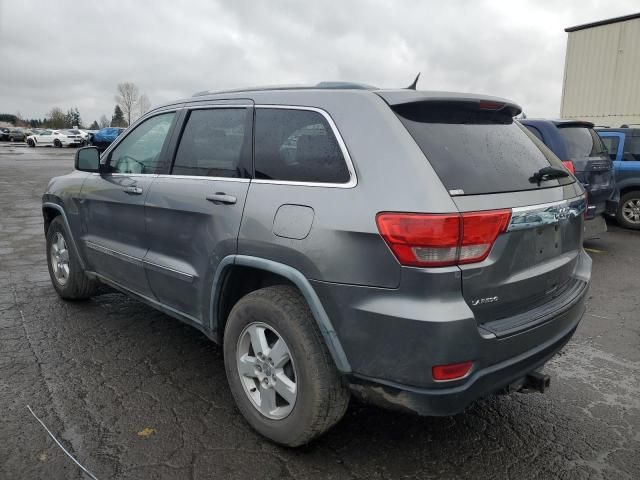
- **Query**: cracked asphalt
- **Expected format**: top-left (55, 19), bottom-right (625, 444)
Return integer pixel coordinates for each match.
top-left (0, 145), bottom-right (638, 480)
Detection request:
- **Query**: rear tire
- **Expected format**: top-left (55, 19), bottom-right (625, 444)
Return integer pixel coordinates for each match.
top-left (616, 191), bottom-right (640, 230)
top-left (46, 217), bottom-right (97, 299)
top-left (223, 285), bottom-right (349, 447)
top-left (54, 139), bottom-right (62, 148)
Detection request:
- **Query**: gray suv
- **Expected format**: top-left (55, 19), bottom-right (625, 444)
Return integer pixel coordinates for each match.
top-left (42, 84), bottom-right (591, 446)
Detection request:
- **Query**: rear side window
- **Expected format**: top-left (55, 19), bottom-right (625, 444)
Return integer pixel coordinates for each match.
top-left (599, 136), bottom-right (619, 161)
top-left (557, 127), bottom-right (607, 159)
top-left (626, 136), bottom-right (640, 161)
top-left (172, 108), bottom-right (248, 178)
top-left (254, 108), bottom-right (350, 183)
top-left (393, 102), bottom-right (573, 195)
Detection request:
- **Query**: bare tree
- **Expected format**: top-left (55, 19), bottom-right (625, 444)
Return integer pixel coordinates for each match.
top-left (47, 107), bottom-right (66, 129)
top-left (99, 114), bottom-right (110, 128)
top-left (115, 82), bottom-right (140, 126)
top-left (138, 94), bottom-right (151, 118)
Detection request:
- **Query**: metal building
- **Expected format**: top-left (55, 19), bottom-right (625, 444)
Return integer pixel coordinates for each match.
top-left (561, 13), bottom-right (640, 127)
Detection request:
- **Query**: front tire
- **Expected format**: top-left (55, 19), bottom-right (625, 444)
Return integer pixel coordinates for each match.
top-left (223, 285), bottom-right (349, 447)
top-left (46, 217), bottom-right (97, 299)
top-left (27, 139), bottom-right (35, 147)
top-left (616, 191), bottom-right (640, 230)
top-left (53, 139), bottom-right (62, 148)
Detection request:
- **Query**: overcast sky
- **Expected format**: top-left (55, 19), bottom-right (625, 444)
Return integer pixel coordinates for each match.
top-left (0, 0), bottom-right (638, 125)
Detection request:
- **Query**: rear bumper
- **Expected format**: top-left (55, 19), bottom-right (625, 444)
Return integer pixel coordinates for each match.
top-left (311, 251), bottom-right (591, 415)
top-left (347, 302), bottom-right (582, 416)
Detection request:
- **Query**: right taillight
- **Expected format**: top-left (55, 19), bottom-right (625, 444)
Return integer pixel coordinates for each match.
top-left (376, 209), bottom-right (511, 267)
top-left (562, 160), bottom-right (575, 174)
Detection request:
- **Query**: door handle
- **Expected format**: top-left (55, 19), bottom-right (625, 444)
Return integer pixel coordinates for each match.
top-left (124, 186), bottom-right (143, 195)
top-left (206, 193), bottom-right (237, 205)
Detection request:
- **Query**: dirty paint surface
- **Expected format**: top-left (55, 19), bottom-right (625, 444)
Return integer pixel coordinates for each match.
top-left (0, 147), bottom-right (638, 479)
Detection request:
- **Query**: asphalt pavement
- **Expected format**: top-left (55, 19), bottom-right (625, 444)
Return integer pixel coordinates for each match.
top-left (0, 144), bottom-right (638, 479)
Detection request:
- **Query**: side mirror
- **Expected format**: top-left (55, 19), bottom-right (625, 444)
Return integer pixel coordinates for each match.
top-left (75, 146), bottom-right (101, 172)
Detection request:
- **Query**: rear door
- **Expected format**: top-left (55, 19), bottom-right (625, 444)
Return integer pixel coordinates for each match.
top-left (387, 98), bottom-right (586, 333)
top-left (143, 102), bottom-right (253, 325)
top-left (557, 125), bottom-right (614, 210)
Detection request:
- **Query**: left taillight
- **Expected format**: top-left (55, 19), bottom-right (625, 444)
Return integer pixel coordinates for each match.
top-left (376, 209), bottom-right (511, 267)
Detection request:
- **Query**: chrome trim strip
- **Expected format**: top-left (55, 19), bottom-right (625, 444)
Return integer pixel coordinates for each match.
top-left (89, 173), bottom-right (158, 178)
top-left (253, 105), bottom-right (358, 189)
top-left (508, 195), bottom-right (586, 232)
top-left (187, 105), bottom-right (253, 110)
top-left (142, 259), bottom-right (195, 283)
top-left (155, 174), bottom-right (250, 182)
top-left (85, 241), bottom-right (143, 266)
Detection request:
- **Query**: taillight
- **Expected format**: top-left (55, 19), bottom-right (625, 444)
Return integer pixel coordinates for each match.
top-left (432, 361), bottom-right (473, 381)
top-left (459, 210), bottom-right (512, 264)
top-left (376, 209), bottom-right (511, 267)
top-left (562, 160), bottom-right (575, 174)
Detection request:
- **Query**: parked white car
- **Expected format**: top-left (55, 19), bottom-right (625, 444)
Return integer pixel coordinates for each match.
top-left (26, 130), bottom-right (84, 148)
top-left (66, 129), bottom-right (91, 143)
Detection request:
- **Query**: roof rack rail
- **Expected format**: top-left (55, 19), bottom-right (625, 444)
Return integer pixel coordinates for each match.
top-left (192, 81), bottom-right (378, 97)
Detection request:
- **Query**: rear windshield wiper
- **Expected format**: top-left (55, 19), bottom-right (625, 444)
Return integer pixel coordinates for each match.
top-left (529, 166), bottom-right (569, 186)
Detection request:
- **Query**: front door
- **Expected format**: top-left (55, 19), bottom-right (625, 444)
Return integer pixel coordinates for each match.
top-left (80, 111), bottom-right (178, 297)
top-left (143, 106), bottom-right (252, 324)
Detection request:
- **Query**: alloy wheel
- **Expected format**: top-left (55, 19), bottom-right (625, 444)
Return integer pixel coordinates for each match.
top-left (50, 232), bottom-right (70, 285)
top-left (236, 322), bottom-right (297, 420)
top-left (622, 198), bottom-right (640, 225)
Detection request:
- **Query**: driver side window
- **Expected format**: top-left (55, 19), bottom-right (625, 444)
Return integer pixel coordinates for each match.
top-left (109, 112), bottom-right (175, 174)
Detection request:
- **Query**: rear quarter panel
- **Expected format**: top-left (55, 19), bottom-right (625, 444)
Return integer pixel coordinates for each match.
top-left (237, 90), bottom-right (459, 288)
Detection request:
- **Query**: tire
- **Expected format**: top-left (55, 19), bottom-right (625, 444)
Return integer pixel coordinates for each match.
top-left (616, 191), bottom-right (640, 230)
top-left (223, 285), bottom-right (349, 447)
top-left (27, 139), bottom-right (35, 147)
top-left (46, 216), bottom-right (97, 299)
top-left (54, 139), bottom-right (62, 148)
top-left (9, 136), bottom-right (14, 142)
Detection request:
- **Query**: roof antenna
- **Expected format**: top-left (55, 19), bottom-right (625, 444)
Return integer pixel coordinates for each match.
top-left (406, 72), bottom-right (420, 90)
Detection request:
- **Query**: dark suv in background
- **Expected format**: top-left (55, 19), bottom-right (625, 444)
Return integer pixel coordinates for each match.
top-left (521, 119), bottom-right (617, 238)
top-left (42, 84), bottom-right (591, 446)
top-left (596, 128), bottom-right (640, 229)
top-left (0, 127), bottom-right (27, 142)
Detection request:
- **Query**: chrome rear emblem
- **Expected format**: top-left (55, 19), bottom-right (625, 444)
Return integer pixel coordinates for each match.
top-left (471, 296), bottom-right (499, 306)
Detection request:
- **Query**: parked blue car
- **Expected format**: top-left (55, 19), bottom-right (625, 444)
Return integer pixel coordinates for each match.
top-left (520, 119), bottom-right (617, 238)
top-left (596, 128), bottom-right (640, 229)
top-left (90, 127), bottom-right (125, 151)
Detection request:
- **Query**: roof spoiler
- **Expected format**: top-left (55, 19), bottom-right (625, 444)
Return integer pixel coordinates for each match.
top-left (376, 91), bottom-right (522, 117)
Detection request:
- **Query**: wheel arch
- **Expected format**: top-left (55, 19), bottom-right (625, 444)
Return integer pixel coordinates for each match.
top-left (619, 183), bottom-right (640, 198)
top-left (42, 202), bottom-right (86, 269)
top-left (210, 255), bottom-right (351, 373)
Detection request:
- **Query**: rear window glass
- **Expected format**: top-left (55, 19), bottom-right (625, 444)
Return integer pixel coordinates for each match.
top-left (393, 102), bottom-right (573, 195)
top-left (557, 127), bottom-right (607, 159)
top-left (254, 108), bottom-right (350, 184)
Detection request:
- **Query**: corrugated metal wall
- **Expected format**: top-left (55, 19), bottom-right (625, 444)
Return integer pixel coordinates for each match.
top-left (561, 17), bottom-right (640, 127)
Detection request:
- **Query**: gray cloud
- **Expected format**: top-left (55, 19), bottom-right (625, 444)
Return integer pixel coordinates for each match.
top-left (0, 0), bottom-right (637, 124)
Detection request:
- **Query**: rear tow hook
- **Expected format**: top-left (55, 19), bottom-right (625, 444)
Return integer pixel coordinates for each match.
top-left (501, 371), bottom-right (551, 395)
top-left (519, 371), bottom-right (551, 394)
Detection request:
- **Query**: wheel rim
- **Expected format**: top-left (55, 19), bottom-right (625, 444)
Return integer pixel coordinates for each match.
top-left (621, 198), bottom-right (640, 224)
top-left (236, 322), bottom-right (297, 420)
top-left (50, 232), bottom-right (70, 286)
